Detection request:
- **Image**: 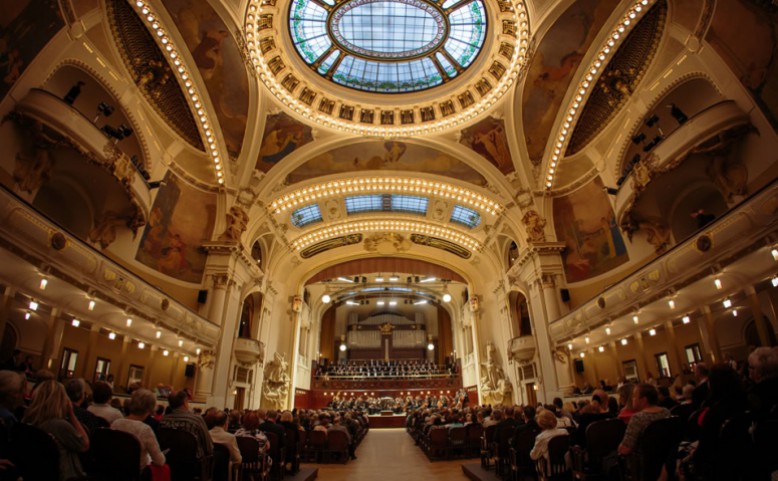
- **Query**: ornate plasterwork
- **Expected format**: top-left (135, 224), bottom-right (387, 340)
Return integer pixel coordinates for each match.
top-left (244, 0), bottom-right (531, 135)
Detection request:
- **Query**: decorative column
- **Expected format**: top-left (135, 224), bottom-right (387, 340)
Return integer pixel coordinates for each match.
top-left (663, 320), bottom-right (685, 375)
top-left (41, 308), bottom-right (62, 371)
top-left (633, 332), bottom-right (651, 380)
top-left (0, 286), bottom-right (16, 346)
top-left (114, 336), bottom-right (131, 388)
top-left (79, 324), bottom-right (101, 380)
top-left (698, 305), bottom-right (722, 363)
top-left (142, 346), bottom-right (158, 387)
top-left (608, 341), bottom-right (623, 378)
top-left (515, 242), bottom-right (565, 403)
top-left (745, 286), bottom-right (771, 346)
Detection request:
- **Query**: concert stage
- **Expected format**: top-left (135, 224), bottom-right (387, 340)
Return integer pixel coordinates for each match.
top-left (367, 413), bottom-right (407, 428)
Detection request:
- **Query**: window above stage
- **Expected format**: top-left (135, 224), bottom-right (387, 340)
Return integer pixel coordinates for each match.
top-left (450, 204), bottom-right (480, 228)
top-left (289, 0), bottom-right (487, 93)
top-left (345, 194), bottom-right (429, 215)
top-left (291, 204), bottom-right (323, 227)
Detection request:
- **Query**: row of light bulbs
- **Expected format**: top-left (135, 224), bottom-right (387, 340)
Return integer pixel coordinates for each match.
top-left (244, 0), bottom-right (530, 136)
top-left (130, 1), bottom-right (224, 185)
top-left (26, 283), bottom-right (202, 360)
top-left (292, 220), bottom-right (482, 251)
top-left (545, 0), bottom-right (655, 190)
top-left (270, 178), bottom-right (503, 216)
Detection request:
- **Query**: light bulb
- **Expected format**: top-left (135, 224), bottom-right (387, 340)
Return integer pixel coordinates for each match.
top-left (196, 348), bottom-right (201, 355)
top-left (138, 342), bottom-right (145, 349)
top-left (339, 343), bottom-right (347, 352)
top-left (579, 352), bottom-right (585, 358)
top-left (24, 312), bottom-right (31, 320)
top-left (621, 338), bottom-right (628, 346)
top-left (442, 293), bottom-right (452, 303)
top-left (71, 319), bottom-right (80, 327)
top-left (39, 279), bottom-right (48, 290)
top-left (723, 298), bottom-right (732, 308)
top-left (714, 278), bottom-right (722, 290)
top-left (108, 332), bottom-right (116, 340)
top-left (183, 356), bottom-right (189, 362)
top-left (29, 301), bottom-right (38, 311)
top-left (163, 350), bottom-right (169, 356)
top-left (178, 340), bottom-right (183, 347)
top-left (633, 315), bottom-right (639, 324)
top-left (605, 327), bottom-right (611, 335)
top-left (156, 330), bottom-right (162, 339)
top-left (126, 318), bottom-right (133, 327)
top-left (585, 336), bottom-right (590, 344)
top-left (88, 300), bottom-right (96, 311)
top-left (682, 315), bottom-right (690, 324)
top-left (427, 343), bottom-right (435, 351)
top-left (732, 309), bottom-right (738, 317)
top-left (772, 276), bottom-right (778, 288)
top-left (567, 343), bottom-right (573, 350)
top-left (668, 299), bottom-right (675, 309)
top-left (322, 294), bottom-right (331, 304)
top-left (649, 328), bottom-right (656, 336)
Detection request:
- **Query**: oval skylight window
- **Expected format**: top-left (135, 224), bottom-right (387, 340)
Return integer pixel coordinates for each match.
top-left (289, 0), bottom-right (487, 93)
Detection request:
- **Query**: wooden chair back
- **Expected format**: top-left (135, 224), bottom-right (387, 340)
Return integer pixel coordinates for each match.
top-left (585, 418), bottom-right (626, 463)
top-left (326, 429), bottom-right (350, 463)
top-left (634, 416), bottom-right (683, 481)
top-left (91, 428), bottom-right (143, 481)
top-left (158, 427), bottom-right (201, 481)
top-left (9, 423), bottom-right (60, 481)
top-left (212, 443), bottom-right (231, 481)
top-left (537, 434), bottom-right (570, 481)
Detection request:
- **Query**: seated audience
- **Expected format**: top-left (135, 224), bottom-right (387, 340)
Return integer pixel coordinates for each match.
top-left (616, 383), bottom-right (637, 424)
top-left (529, 409), bottom-right (569, 463)
top-left (112, 389), bottom-right (166, 470)
top-left (160, 390), bottom-right (213, 460)
top-left (234, 411), bottom-right (270, 452)
top-left (0, 371), bottom-right (24, 428)
top-left (64, 378), bottom-right (102, 435)
top-left (328, 415), bottom-right (356, 459)
top-left (617, 384), bottom-right (670, 456)
top-left (207, 411), bottom-right (242, 464)
top-left (747, 346), bottom-right (778, 420)
top-left (87, 381), bottom-right (123, 424)
top-left (23, 380), bottom-right (89, 481)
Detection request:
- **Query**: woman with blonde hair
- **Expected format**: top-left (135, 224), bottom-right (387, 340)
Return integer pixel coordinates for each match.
top-left (23, 380), bottom-right (89, 481)
top-left (529, 409), bottom-right (569, 463)
top-left (112, 389), bottom-right (166, 470)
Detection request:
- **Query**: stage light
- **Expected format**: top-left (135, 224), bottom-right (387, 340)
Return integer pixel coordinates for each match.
top-left (723, 298), bottom-right (732, 308)
top-left (71, 319), bottom-right (80, 327)
top-left (375, 277), bottom-right (384, 282)
top-left (714, 278), bottom-right (722, 290)
top-left (389, 275), bottom-right (399, 282)
top-left (108, 332), bottom-right (116, 340)
top-left (682, 315), bottom-right (690, 324)
top-left (621, 338), bottom-right (628, 346)
top-left (322, 294), bottom-right (331, 304)
top-left (39, 278), bottom-right (48, 290)
top-left (649, 328), bottom-right (656, 336)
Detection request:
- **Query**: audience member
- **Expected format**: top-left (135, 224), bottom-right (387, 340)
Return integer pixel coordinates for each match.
top-left (657, 386), bottom-right (678, 409)
top-left (747, 346), bottom-right (778, 420)
top-left (328, 415), bottom-right (356, 459)
top-left (160, 390), bottom-right (213, 460)
top-left (691, 363), bottom-right (710, 409)
top-left (234, 411), bottom-right (270, 452)
top-left (23, 380), bottom-right (89, 481)
top-left (0, 371), bottom-right (24, 427)
top-left (64, 378), bottom-right (102, 435)
top-left (112, 389), bottom-right (166, 470)
top-left (258, 409), bottom-right (286, 446)
top-left (529, 409), bottom-right (569, 463)
top-left (207, 411), bottom-right (242, 464)
top-left (87, 382), bottom-right (123, 424)
top-left (616, 383), bottom-right (637, 424)
top-left (617, 384), bottom-right (670, 456)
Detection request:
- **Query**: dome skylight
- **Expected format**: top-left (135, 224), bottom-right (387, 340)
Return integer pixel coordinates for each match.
top-left (289, 0), bottom-right (486, 93)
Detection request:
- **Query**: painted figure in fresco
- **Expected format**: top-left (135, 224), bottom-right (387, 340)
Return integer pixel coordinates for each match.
top-left (259, 121), bottom-right (310, 164)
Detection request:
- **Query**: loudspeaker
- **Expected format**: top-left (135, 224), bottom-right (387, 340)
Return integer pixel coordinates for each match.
top-left (574, 359), bottom-right (585, 373)
top-left (560, 288), bottom-right (571, 303)
top-left (197, 290), bottom-right (208, 304)
top-left (185, 363), bottom-right (196, 378)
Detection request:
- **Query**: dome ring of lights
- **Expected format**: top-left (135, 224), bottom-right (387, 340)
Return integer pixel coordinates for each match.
top-left (290, 0), bottom-right (486, 93)
top-left (244, 0), bottom-right (531, 135)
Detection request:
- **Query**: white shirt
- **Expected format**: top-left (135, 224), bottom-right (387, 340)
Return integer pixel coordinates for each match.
top-left (88, 403), bottom-right (124, 424)
top-left (112, 418), bottom-right (166, 469)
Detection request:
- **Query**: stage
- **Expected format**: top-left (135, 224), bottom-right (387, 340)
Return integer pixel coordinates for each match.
top-left (367, 413), bottom-right (407, 429)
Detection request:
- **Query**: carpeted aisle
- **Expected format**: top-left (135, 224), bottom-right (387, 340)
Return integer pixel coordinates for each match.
top-left (306, 428), bottom-right (470, 480)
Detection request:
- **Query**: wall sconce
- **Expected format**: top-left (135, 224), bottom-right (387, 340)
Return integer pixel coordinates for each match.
top-left (108, 332), bottom-right (116, 340)
top-left (723, 298), bottom-right (732, 308)
top-left (598, 346), bottom-right (605, 353)
top-left (649, 328), bottom-right (657, 336)
top-left (39, 278), bottom-right (48, 290)
top-left (322, 294), bottom-right (331, 304)
top-left (714, 278), bottom-right (722, 290)
top-left (682, 315), bottom-right (690, 324)
top-left (621, 338), bottom-right (628, 346)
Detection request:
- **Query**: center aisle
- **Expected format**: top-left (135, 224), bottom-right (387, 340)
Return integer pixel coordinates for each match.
top-left (309, 428), bottom-right (470, 481)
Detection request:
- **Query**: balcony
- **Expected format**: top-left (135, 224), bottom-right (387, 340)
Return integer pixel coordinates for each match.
top-left (508, 336), bottom-right (536, 364)
top-left (234, 338), bottom-right (264, 365)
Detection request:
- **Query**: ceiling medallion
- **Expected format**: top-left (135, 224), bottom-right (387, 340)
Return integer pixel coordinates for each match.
top-left (245, 0), bottom-right (530, 135)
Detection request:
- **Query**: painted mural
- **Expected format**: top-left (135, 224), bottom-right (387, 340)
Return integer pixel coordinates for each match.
top-left (135, 172), bottom-right (216, 283)
top-left (521, 0), bottom-right (619, 165)
top-left (0, 0), bottom-right (64, 101)
top-left (161, 0), bottom-right (249, 158)
top-left (255, 113), bottom-right (314, 172)
top-left (459, 117), bottom-right (515, 174)
top-left (708, 0), bottom-right (778, 129)
top-left (285, 141), bottom-right (488, 186)
top-left (553, 177), bottom-right (629, 283)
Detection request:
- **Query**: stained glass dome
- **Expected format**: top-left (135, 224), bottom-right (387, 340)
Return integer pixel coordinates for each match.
top-left (289, 0), bottom-right (486, 93)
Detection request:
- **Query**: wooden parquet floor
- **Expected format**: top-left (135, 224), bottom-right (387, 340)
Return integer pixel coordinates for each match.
top-left (304, 428), bottom-right (471, 481)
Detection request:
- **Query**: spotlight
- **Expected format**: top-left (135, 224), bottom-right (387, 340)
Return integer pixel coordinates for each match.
top-left (377, 300), bottom-right (385, 306)
top-left (196, 348), bottom-right (201, 355)
top-left (732, 309), bottom-right (738, 317)
top-left (605, 327), bottom-right (611, 335)
top-left (345, 300), bottom-right (359, 306)
top-left (138, 342), bottom-right (145, 349)
top-left (442, 293), bottom-right (452, 303)
top-left (389, 275), bottom-right (399, 282)
top-left (682, 315), bottom-right (690, 324)
top-left (156, 330), bottom-right (162, 339)
top-left (772, 248), bottom-right (778, 261)
top-left (598, 346), bottom-right (605, 353)
top-left (24, 312), bottom-right (31, 320)
top-left (339, 343), bottom-right (347, 352)
top-left (375, 277), bottom-right (384, 282)
top-left (668, 299), bottom-right (675, 309)
top-left (389, 300), bottom-right (397, 306)
top-left (714, 278), bottom-right (722, 290)
top-left (88, 300), bottom-right (96, 311)
top-left (178, 340), bottom-right (184, 347)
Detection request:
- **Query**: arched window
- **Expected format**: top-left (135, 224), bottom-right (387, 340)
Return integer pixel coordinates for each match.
top-left (238, 296), bottom-right (254, 339)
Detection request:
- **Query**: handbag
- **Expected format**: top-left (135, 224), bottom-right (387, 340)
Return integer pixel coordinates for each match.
top-left (147, 463), bottom-right (171, 481)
